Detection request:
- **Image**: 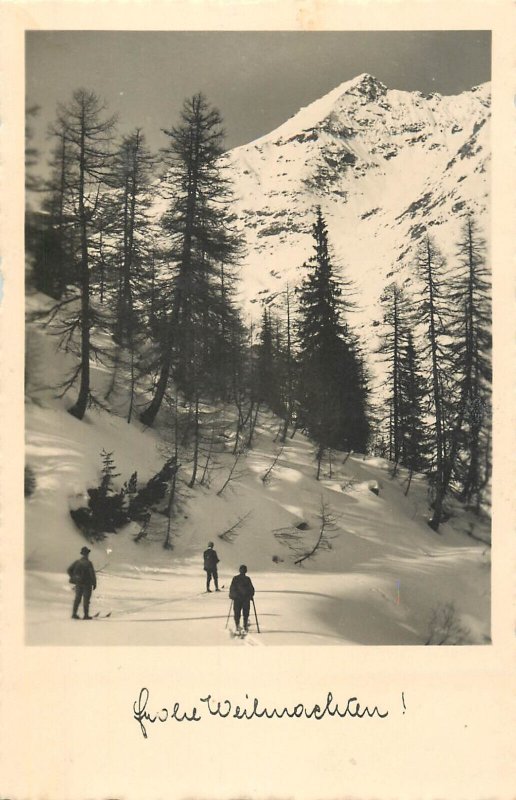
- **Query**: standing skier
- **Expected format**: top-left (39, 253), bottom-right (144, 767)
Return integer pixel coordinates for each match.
top-left (229, 565), bottom-right (255, 632)
top-left (67, 546), bottom-right (97, 620)
top-left (203, 541), bottom-right (220, 592)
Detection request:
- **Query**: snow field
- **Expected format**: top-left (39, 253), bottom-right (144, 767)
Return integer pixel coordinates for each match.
top-left (25, 312), bottom-right (490, 646)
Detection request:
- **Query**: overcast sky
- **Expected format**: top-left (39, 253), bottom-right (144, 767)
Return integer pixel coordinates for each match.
top-left (27, 30), bottom-right (490, 158)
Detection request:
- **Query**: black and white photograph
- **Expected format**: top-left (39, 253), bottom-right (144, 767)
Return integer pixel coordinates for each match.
top-left (24, 29), bottom-right (493, 646)
top-left (2, 2), bottom-right (515, 798)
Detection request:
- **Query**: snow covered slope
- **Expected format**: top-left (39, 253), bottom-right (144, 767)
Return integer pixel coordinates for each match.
top-left (227, 73), bottom-right (490, 322)
top-left (25, 293), bottom-right (490, 646)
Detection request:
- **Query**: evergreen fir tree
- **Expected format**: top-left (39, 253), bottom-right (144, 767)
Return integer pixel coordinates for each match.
top-left (433, 215), bottom-right (491, 521)
top-left (257, 307), bottom-right (282, 414)
top-left (378, 282), bottom-right (411, 468)
top-left (41, 89), bottom-right (117, 420)
top-left (101, 129), bottom-right (160, 421)
top-left (140, 93), bottom-right (242, 425)
top-left (112, 128), bottom-right (157, 338)
top-left (297, 207), bottom-right (369, 476)
top-left (278, 284), bottom-right (297, 441)
top-left (414, 235), bottom-right (449, 528)
top-left (33, 120), bottom-right (75, 299)
top-left (398, 331), bottom-right (430, 479)
top-left (80, 449), bottom-right (127, 534)
top-left (99, 449), bottom-right (121, 492)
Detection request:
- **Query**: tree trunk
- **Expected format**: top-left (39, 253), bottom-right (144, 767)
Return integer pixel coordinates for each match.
top-left (425, 240), bottom-right (445, 530)
top-left (164, 471), bottom-right (177, 550)
top-left (404, 469), bottom-right (413, 497)
top-left (189, 396), bottom-right (200, 488)
top-left (127, 343), bottom-right (135, 424)
top-left (316, 445), bottom-right (323, 480)
top-left (140, 351), bottom-right (172, 426)
top-left (246, 401), bottom-right (260, 449)
top-left (69, 111), bottom-right (90, 420)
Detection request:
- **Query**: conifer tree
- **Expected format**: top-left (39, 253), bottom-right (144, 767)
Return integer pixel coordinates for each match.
top-left (33, 120), bottom-right (74, 298)
top-left (112, 128), bottom-right (157, 338)
top-left (140, 93), bottom-right (242, 426)
top-left (272, 303), bottom-right (298, 435)
top-left (103, 129), bottom-right (159, 420)
top-left (414, 235), bottom-right (449, 527)
top-left (398, 331), bottom-right (430, 488)
top-left (43, 89), bottom-right (117, 420)
top-left (257, 306), bottom-right (282, 414)
top-left (431, 216), bottom-right (491, 524)
top-left (297, 208), bottom-right (369, 476)
top-left (378, 282), bottom-right (411, 469)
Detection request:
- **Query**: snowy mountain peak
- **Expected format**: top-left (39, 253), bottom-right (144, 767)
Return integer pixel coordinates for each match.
top-left (246, 72), bottom-right (389, 148)
top-left (345, 72), bottom-right (388, 99)
top-left (228, 74), bottom-right (490, 321)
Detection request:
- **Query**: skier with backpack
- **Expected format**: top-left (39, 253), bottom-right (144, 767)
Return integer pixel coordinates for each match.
top-left (229, 565), bottom-right (255, 633)
top-left (67, 546), bottom-right (97, 620)
top-left (203, 541), bottom-right (220, 592)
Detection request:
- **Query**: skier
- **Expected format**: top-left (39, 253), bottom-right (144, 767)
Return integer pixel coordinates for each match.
top-left (67, 546), bottom-right (97, 620)
top-left (203, 541), bottom-right (220, 592)
top-left (229, 565), bottom-right (255, 632)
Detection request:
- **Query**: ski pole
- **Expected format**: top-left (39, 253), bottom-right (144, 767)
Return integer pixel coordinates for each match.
top-left (252, 598), bottom-right (260, 633)
top-left (225, 600), bottom-right (233, 630)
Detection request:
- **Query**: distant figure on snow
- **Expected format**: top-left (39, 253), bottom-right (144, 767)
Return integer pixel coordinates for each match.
top-left (203, 541), bottom-right (220, 592)
top-left (229, 565), bottom-right (255, 632)
top-left (67, 546), bottom-right (97, 620)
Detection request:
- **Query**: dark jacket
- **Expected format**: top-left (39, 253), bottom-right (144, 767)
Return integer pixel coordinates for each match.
top-left (229, 574), bottom-right (255, 601)
top-left (67, 556), bottom-right (96, 589)
top-left (203, 548), bottom-right (219, 572)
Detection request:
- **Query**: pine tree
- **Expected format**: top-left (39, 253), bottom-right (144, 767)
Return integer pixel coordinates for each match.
top-left (140, 93), bottom-right (242, 425)
top-left (378, 282), bottom-right (411, 469)
top-left (32, 120), bottom-right (73, 299)
top-left (257, 306), bottom-right (282, 413)
top-left (100, 129), bottom-right (159, 421)
top-left (83, 449), bottom-right (126, 534)
top-left (228, 323), bottom-right (254, 454)
top-left (297, 207), bottom-right (369, 476)
top-left (279, 284), bottom-right (296, 441)
top-left (414, 235), bottom-right (449, 528)
top-left (99, 449), bottom-right (121, 492)
top-left (112, 129), bottom-right (157, 338)
top-left (398, 331), bottom-right (430, 488)
top-left (43, 89), bottom-right (117, 420)
top-left (433, 215), bottom-right (491, 521)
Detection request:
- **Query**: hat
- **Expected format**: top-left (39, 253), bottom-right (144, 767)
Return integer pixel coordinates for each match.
top-left (239, 564), bottom-right (247, 574)
top-left (208, 541), bottom-right (214, 547)
top-left (80, 546), bottom-right (91, 556)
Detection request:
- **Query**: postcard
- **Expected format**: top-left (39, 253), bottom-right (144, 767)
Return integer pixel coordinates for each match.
top-left (0, 1), bottom-right (514, 798)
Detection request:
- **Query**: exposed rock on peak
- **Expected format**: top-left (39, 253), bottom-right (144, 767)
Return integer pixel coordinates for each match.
top-left (347, 72), bottom-right (388, 101)
top-left (227, 75), bottom-right (490, 337)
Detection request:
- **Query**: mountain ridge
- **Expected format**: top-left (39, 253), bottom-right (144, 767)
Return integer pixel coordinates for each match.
top-left (226, 74), bottom-right (490, 327)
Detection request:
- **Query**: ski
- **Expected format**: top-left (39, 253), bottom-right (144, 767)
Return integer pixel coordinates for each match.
top-left (92, 611), bottom-right (112, 619)
top-left (230, 627), bottom-right (249, 639)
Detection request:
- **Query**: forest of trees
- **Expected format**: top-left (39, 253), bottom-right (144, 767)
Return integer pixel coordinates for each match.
top-left (26, 87), bottom-right (492, 534)
top-left (375, 222), bottom-right (491, 526)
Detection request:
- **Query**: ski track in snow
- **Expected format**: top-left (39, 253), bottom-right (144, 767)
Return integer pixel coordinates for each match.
top-left (25, 340), bottom-right (490, 647)
top-left (25, 429), bottom-right (490, 645)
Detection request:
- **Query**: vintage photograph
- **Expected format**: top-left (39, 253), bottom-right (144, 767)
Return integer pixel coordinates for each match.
top-left (25, 30), bottom-right (492, 646)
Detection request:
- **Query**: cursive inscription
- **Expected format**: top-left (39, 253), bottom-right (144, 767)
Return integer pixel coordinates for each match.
top-left (133, 687), bottom-right (390, 739)
top-left (133, 687), bottom-right (201, 738)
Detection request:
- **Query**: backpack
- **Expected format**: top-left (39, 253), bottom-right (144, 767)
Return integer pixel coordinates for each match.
top-left (67, 561), bottom-right (78, 584)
